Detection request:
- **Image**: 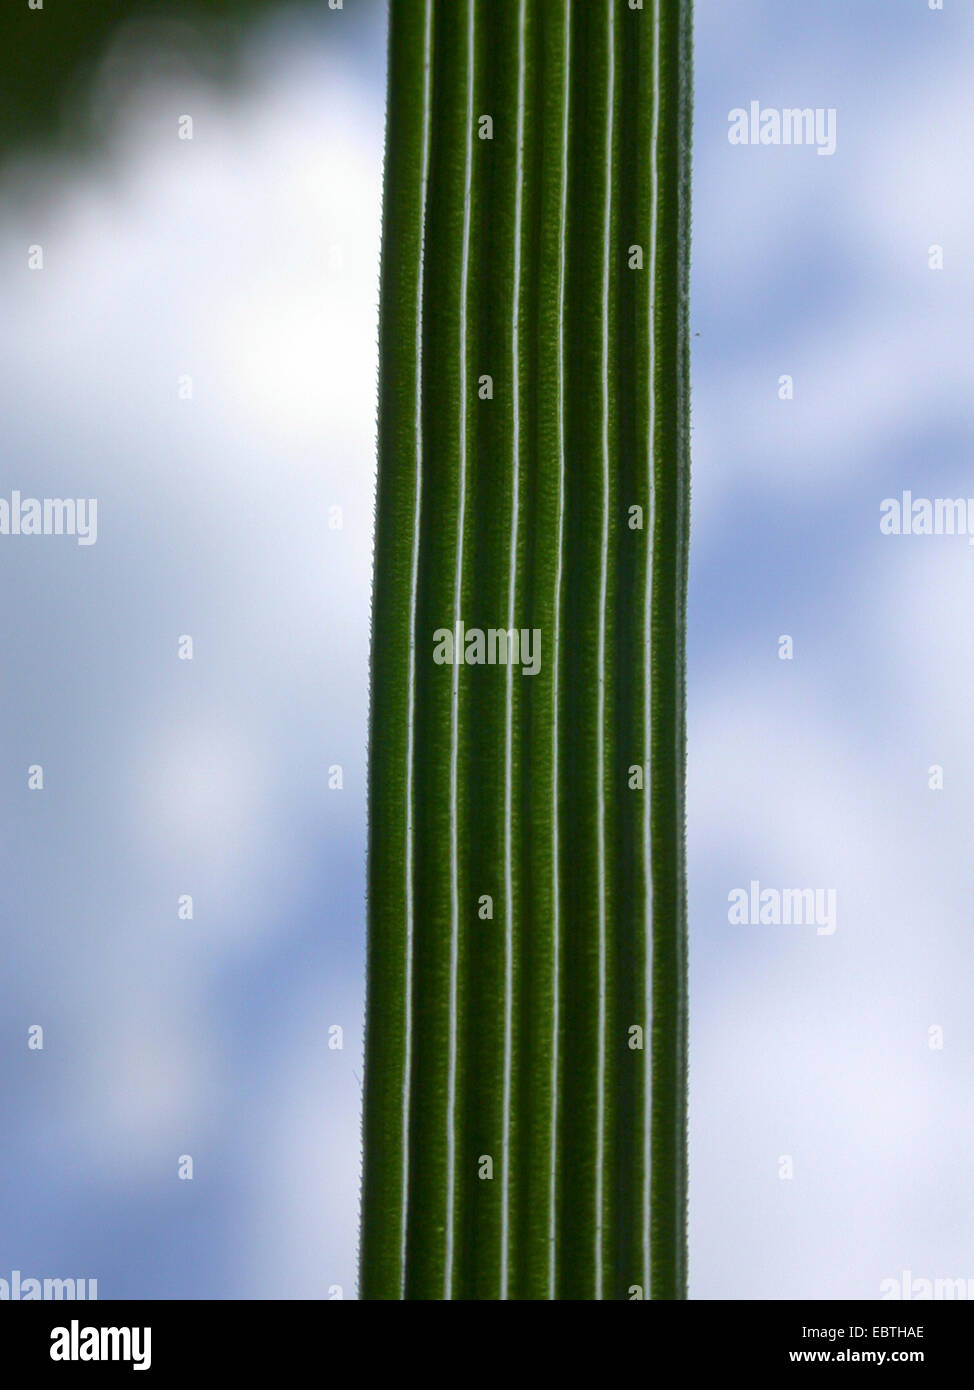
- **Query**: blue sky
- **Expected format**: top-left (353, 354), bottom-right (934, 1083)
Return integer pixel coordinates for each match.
top-left (691, 0), bottom-right (974, 1298)
top-left (1, 0), bottom-right (972, 1299)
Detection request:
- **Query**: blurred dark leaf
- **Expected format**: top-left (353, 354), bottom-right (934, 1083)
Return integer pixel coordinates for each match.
top-left (0, 0), bottom-right (360, 166)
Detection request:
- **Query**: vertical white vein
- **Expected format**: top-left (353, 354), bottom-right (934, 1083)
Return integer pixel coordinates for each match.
top-left (500, 0), bottom-right (528, 1303)
top-left (548, 0), bottom-right (571, 1303)
top-left (402, 0), bottom-right (435, 1300)
top-left (445, 0), bottom-right (477, 1300)
top-left (594, 0), bottom-right (615, 1302)
top-left (673, 5), bottom-right (689, 1291)
top-left (643, 0), bottom-right (661, 1295)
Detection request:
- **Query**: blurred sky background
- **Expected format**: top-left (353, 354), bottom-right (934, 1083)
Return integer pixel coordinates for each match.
top-left (2, 0), bottom-right (972, 1299)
